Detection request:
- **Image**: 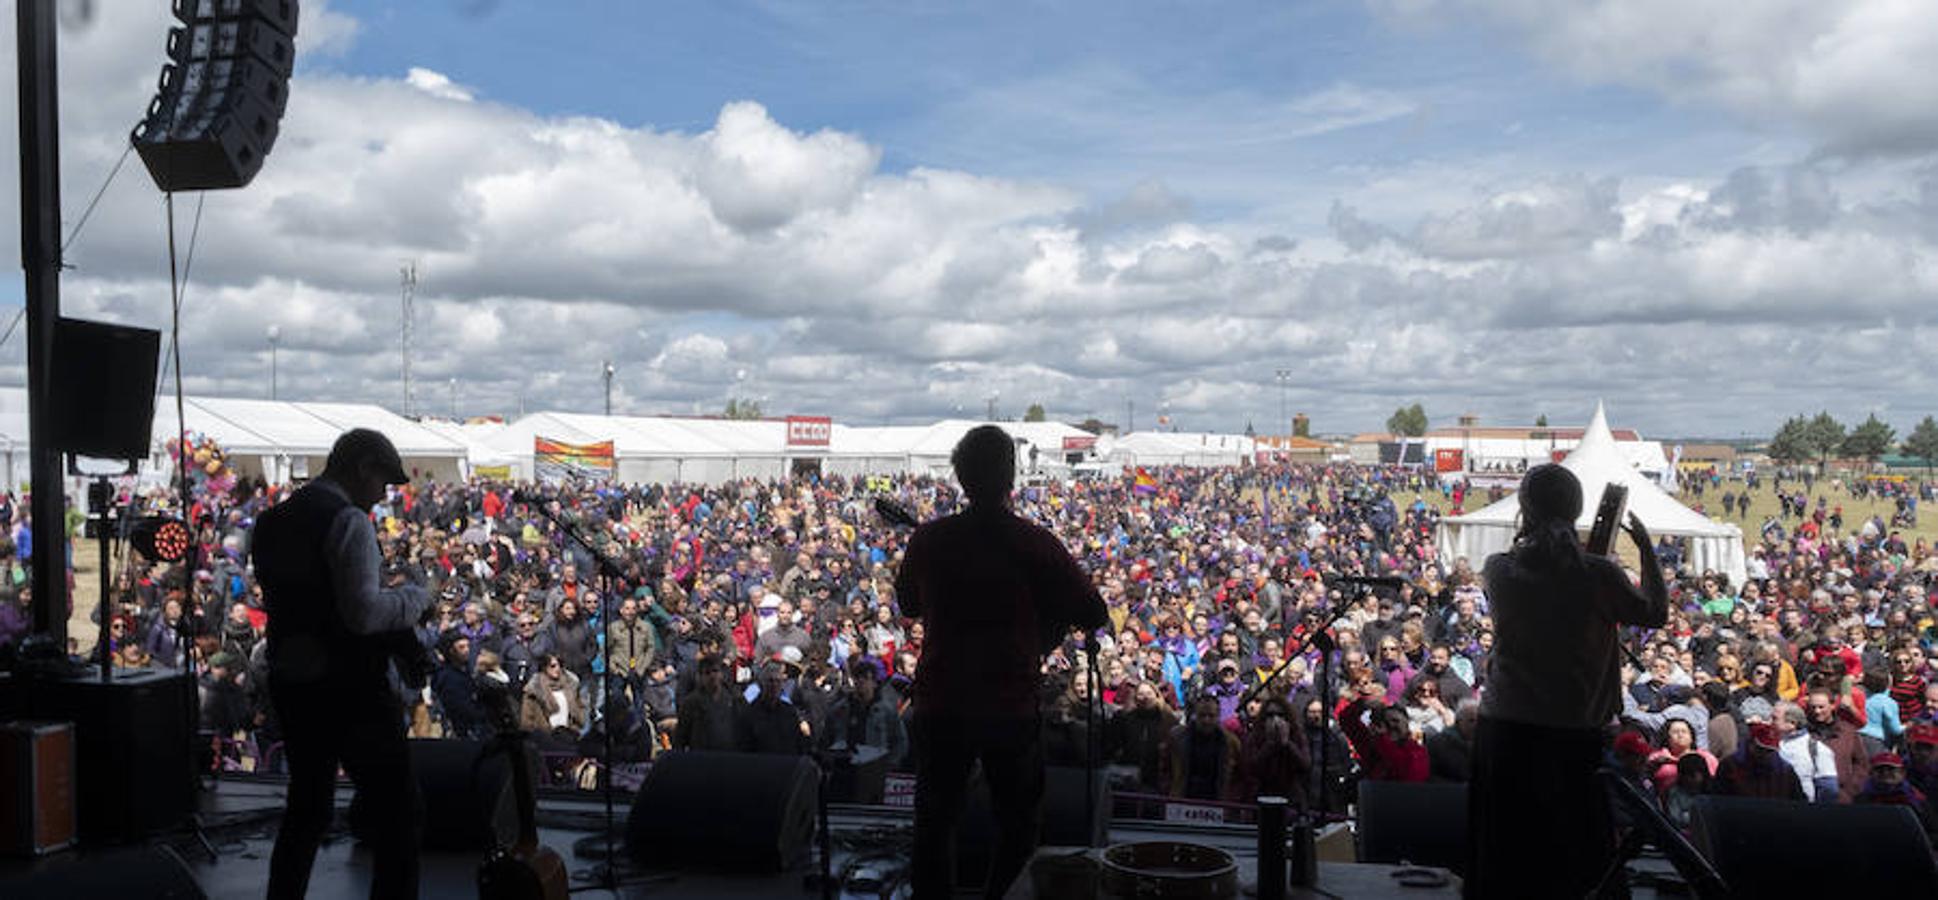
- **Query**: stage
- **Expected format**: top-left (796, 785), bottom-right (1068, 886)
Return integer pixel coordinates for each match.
top-left (0, 778), bottom-right (1491, 899)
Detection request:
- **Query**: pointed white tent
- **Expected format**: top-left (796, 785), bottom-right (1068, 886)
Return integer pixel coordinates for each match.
top-left (1434, 403), bottom-right (1746, 585)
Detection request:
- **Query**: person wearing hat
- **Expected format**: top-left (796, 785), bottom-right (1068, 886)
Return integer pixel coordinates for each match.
top-left (251, 428), bottom-right (431, 899)
top-left (1854, 751), bottom-right (1934, 836)
top-left (1466, 464), bottom-right (1668, 900)
top-left (1713, 721), bottom-right (1806, 801)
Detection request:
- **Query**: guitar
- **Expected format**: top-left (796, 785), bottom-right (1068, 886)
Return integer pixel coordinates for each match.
top-left (476, 679), bottom-right (570, 900)
top-left (874, 496), bottom-right (1075, 656)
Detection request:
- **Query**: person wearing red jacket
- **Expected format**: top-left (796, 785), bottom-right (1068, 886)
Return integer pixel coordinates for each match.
top-left (1339, 687), bottom-right (1428, 783)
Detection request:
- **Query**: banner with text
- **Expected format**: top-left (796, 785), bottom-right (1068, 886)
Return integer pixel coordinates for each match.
top-left (534, 437), bottom-right (615, 484)
top-left (786, 416), bottom-right (832, 447)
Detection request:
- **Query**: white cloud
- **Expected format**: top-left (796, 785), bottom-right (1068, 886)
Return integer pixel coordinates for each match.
top-left (1369, 0), bottom-right (1938, 157)
top-left (0, 3), bottom-right (1933, 437)
top-left (405, 68), bottom-right (476, 103)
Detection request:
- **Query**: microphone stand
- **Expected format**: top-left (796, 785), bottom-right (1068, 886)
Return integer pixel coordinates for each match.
top-left (1083, 633), bottom-right (1102, 847)
top-left (519, 492), bottom-right (629, 891)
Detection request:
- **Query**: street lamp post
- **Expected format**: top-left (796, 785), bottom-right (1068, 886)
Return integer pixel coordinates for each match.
top-left (603, 361), bottom-right (615, 416)
top-left (1274, 368), bottom-right (1292, 440)
top-left (986, 390), bottom-right (1000, 422)
top-left (266, 325), bottom-right (280, 401)
top-left (449, 377), bottom-right (458, 419)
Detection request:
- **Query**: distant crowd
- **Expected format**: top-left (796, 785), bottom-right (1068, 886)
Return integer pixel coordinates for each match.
top-left (1, 458), bottom-right (1934, 840)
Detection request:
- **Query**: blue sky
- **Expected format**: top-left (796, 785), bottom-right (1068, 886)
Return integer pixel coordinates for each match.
top-left (7, 1), bottom-right (1937, 435)
top-left (316, 1), bottom-right (1766, 228)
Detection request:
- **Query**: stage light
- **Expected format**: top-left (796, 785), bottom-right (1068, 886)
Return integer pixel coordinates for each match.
top-left (131, 0), bottom-right (298, 192)
top-left (132, 517), bottom-right (193, 563)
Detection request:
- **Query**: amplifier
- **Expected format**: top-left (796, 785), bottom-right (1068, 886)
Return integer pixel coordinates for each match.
top-left (0, 721), bottom-right (76, 856)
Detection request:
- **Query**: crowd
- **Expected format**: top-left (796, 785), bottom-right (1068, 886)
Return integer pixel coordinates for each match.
top-left (1, 457), bottom-right (1936, 841)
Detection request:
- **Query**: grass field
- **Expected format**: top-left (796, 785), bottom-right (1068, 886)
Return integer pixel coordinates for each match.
top-left (1397, 475), bottom-right (1938, 546)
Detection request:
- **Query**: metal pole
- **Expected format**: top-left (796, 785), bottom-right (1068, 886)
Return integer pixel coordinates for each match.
top-left (603, 361), bottom-right (613, 416)
top-left (18, 0), bottom-right (68, 636)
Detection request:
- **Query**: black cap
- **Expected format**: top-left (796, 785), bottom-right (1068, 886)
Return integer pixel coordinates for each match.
top-left (328, 428), bottom-right (410, 484)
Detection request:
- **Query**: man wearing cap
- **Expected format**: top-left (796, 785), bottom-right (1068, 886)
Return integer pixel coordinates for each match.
top-left (1855, 751), bottom-right (1931, 831)
top-left (252, 428), bottom-right (431, 899)
top-left (1713, 721), bottom-right (1806, 801)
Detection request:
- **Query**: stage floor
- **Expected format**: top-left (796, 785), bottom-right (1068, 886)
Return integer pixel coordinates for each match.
top-left (2, 779), bottom-right (1684, 899)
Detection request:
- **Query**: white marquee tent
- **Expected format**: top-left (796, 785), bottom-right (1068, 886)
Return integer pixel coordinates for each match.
top-left (1106, 431), bottom-right (1259, 468)
top-left (0, 387), bottom-right (469, 488)
top-left (1433, 403), bottom-right (1747, 585)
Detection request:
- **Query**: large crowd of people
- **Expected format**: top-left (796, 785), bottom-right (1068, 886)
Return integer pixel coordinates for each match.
top-left (2, 456), bottom-right (1936, 841)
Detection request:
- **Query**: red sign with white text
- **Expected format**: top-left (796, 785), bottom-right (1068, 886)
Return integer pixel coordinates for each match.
top-left (1062, 435), bottom-right (1097, 451)
top-left (1434, 448), bottom-right (1464, 473)
top-left (786, 416), bottom-right (832, 447)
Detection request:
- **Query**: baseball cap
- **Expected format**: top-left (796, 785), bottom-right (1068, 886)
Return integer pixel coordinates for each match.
top-left (328, 428), bottom-right (410, 484)
top-left (1613, 732), bottom-right (1652, 757)
top-left (1748, 722), bottom-right (1780, 750)
top-left (1906, 723), bottom-right (1938, 747)
top-left (1871, 752), bottom-right (1904, 769)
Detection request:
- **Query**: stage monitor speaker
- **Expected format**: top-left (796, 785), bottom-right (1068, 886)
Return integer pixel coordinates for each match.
top-left (0, 671), bottom-right (193, 846)
top-left (6, 843), bottom-right (205, 899)
top-left (350, 739), bottom-right (517, 852)
top-left (626, 751), bottom-right (818, 872)
top-left (957, 765), bottom-right (1111, 890)
top-left (1355, 779), bottom-right (1467, 874)
top-left (50, 317), bottom-right (161, 461)
top-left (1689, 796), bottom-right (1938, 898)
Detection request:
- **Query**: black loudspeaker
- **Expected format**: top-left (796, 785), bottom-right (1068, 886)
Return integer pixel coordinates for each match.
top-left (50, 318), bottom-right (161, 460)
top-left (1355, 779), bottom-right (1468, 874)
top-left (956, 765), bottom-right (1111, 890)
top-left (132, 0), bottom-right (297, 192)
top-left (627, 751), bottom-right (819, 872)
top-left (1690, 796), bottom-right (1938, 898)
top-left (6, 843), bottom-right (205, 899)
top-left (350, 740), bottom-right (517, 852)
top-left (0, 671), bottom-right (194, 846)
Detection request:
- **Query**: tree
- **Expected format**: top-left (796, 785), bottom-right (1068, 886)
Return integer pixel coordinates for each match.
top-left (1023, 403), bottom-right (1047, 422)
top-left (1904, 416), bottom-right (1938, 474)
top-left (1768, 415), bottom-right (1812, 463)
top-left (1802, 411), bottom-right (1845, 470)
top-left (1244, 420), bottom-right (1256, 438)
top-left (723, 398), bottom-right (763, 419)
top-left (1386, 403), bottom-right (1427, 437)
top-left (1076, 417), bottom-right (1109, 435)
top-left (1841, 413), bottom-right (1895, 463)
top-left (1534, 414), bottom-right (1549, 427)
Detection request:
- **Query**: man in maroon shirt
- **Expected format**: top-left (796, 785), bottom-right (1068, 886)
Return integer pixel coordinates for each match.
top-left (895, 425), bottom-right (1107, 899)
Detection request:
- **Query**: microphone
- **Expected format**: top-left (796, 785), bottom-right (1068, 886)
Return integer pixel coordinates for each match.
top-left (874, 497), bottom-right (919, 529)
top-left (1327, 575), bottom-right (1409, 588)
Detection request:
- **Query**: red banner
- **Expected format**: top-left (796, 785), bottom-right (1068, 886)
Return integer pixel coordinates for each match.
top-left (1434, 448), bottom-right (1464, 473)
top-left (1061, 435), bottom-right (1097, 451)
top-left (785, 415), bottom-right (831, 447)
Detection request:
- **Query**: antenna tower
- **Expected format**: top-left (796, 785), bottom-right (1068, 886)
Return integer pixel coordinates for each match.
top-left (400, 261), bottom-right (417, 417)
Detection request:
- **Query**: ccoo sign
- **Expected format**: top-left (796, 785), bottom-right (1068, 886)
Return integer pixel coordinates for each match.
top-left (786, 416), bottom-right (832, 447)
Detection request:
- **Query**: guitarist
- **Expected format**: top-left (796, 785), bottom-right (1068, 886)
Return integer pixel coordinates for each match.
top-left (894, 425), bottom-right (1107, 899)
top-left (252, 429), bottom-right (432, 899)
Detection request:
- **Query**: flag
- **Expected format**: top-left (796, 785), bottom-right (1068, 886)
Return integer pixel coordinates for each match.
top-left (1133, 467), bottom-right (1158, 494)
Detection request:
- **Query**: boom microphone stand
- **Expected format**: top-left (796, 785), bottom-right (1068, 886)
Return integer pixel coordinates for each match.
top-left (517, 491), bottom-right (627, 892)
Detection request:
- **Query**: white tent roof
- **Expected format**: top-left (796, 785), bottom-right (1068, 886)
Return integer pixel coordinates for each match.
top-left (0, 387), bottom-right (466, 459)
top-left (1435, 403), bottom-right (1745, 584)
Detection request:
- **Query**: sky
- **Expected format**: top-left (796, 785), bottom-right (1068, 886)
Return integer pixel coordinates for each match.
top-left (4, 0), bottom-right (1937, 439)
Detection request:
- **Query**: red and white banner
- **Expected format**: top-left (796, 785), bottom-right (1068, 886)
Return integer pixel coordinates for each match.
top-left (1434, 448), bottom-right (1464, 473)
top-left (1061, 435), bottom-right (1097, 451)
top-left (785, 415), bottom-right (832, 447)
